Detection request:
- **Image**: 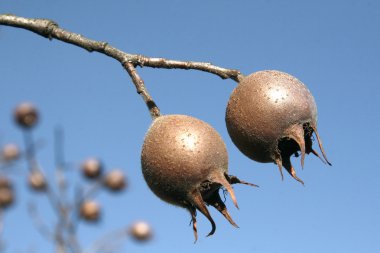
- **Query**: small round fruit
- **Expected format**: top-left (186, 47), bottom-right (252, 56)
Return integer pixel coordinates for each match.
top-left (0, 177), bottom-right (12, 189)
top-left (226, 70), bottom-right (331, 184)
top-left (141, 114), bottom-right (256, 240)
top-left (0, 188), bottom-right (14, 209)
top-left (14, 103), bottom-right (39, 129)
top-left (80, 200), bottom-right (100, 222)
top-left (81, 158), bottom-right (103, 179)
top-left (129, 221), bottom-right (152, 242)
top-left (1, 143), bottom-right (20, 162)
top-left (28, 171), bottom-right (47, 192)
top-left (103, 169), bottom-right (126, 192)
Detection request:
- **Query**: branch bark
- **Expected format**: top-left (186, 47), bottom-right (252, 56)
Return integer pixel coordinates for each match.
top-left (0, 14), bottom-right (244, 82)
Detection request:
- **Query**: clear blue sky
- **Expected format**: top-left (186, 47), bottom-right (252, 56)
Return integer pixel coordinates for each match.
top-left (1, 0), bottom-right (379, 252)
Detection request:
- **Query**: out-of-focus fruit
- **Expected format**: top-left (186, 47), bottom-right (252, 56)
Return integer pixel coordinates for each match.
top-left (129, 221), bottom-right (152, 242)
top-left (28, 171), bottom-right (47, 192)
top-left (103, 169), bottom-right (126, 192)
top-left (14, 103), bottom-right (39, 129)
top-left (1, 143), bottom-right (20, 162)
top-left (80, 200), bottom-right (100, 222)
top-left (81, 158), bottom-right (103, 179)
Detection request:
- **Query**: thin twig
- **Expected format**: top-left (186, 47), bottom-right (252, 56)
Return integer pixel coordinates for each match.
top-left (27, 202), bottom-right (54, 241)
top-left (0, 211), bottom-right (3, 253)
top-left (70, 180), bottom-right (102, 233)
top-left (54, 127), bottom-right (67, 203)
top-left (22, 131), bottom-right (61, 212)
top-left (84, 227), bottom-right (128, 253)
top-left (22, 131), bottom-right (81, 253)
top-left (0, 14), bottom-right (244, 82)
top-left (124, 62), bottom-right (161, 119)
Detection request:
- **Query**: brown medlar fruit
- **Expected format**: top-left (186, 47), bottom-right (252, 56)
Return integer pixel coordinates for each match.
top-left (0, 177), bottom-right (12, 189)
top-left (14, 103), bottom-right (39, 129)
top-left (141, 114), bottom-right (256, 240)
top-left (81, 158), bottom-right (103, 179)
top-left (80, 200), bottom-right (100, 222)
top-left (129, 221), bottom-right (152, 242)
top-left (28, 171), bottom-right (47, 192)
top-left (0, 179), bottom-right (14, 209)
top-left (1, 143), bottom-right (20, 162)
top-left (103, 169), bottom-right (126, 192)
top-left (226, 70), bottom-right (331, 184)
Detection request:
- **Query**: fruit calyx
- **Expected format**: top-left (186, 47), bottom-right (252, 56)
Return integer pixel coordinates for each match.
top-left (275, 122), bottom-right (331, 185)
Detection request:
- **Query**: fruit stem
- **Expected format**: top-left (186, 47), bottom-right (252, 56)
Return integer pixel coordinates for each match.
top-left (124, 62), bottom-right (161, 119)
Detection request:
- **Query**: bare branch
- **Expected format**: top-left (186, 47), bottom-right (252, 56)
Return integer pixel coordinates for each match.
top-left (23, 131), bottom-right (82, 253)
top-left (124, 62), bottom-right (161, 119)
top-left (27, 203), bottom-right (54, 241)
top-left (54, 127), bottom-right (68, 202)
top-left (0, 14), bottom-right (244, 82)
top-left (84, 227), bottom-right (128, 253)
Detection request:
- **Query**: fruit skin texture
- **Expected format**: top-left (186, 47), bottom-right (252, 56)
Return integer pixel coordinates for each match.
top-left (226, 70), bottom-right (330, 184)
top-left (142, 115), bottom-right (228, 205)
top-left (141, 114), bottom-right (255, 240)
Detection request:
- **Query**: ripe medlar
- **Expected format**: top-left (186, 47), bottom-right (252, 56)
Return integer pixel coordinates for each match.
top-left (81, 158), bottom-right (103, 179)
top-left (129, 221), bottom-right (153, 242)
top-left (1, 143), bottom-right (20, 162)
top-left (226, 70), bottom-right (331, 184)
top-left (103, 169), bottom-right (126, 192)
top-left (141, 114), bottom-right (256, 240)
top-left (14, 102), bottom-right (39, 129)
top-left (28, 171), bottom-right (47, 192)
top-left (0, 177), bottom-right (14, 209)
top-left (80, 200), bottom-right (101, 222)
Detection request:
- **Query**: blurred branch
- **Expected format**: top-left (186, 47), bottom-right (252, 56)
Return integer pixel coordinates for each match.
top-left (23, 131), bottom-right (81, 253)
top-left (54, 127), bottom-right (68, 204)
top-left (27, 203), bottom-right (54, 241)
top-left (0, 210), bottom-right (3, 240)
top-left (84, 227), bottom-right (128, 253)
top-left (0, 14), bottom-right (244, 82)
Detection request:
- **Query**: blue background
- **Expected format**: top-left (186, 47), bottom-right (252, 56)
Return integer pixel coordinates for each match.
top-left (1, 0), bottom-right (379, 252)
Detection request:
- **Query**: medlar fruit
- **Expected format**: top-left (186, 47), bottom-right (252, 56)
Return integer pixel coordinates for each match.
top-left (81, 158), bottom-right (103, 179)
top-left (80, 200), bottom-right (100, 222)
top-left (1, 143), bottom-right (20, 162)
top-left (141, 114), bottom-right (256, 240)
top-left (14, 102), bottom-right (39, 129)
top-left (103, 169), bottom-right (126, 192)
top-left (226, 70), bottom-right (331, 184)
top-left (28, 171), bottom-right (47, 192)
top-left (129, 221), bottom-right (153, 242)
top-left (0, 177), bottom-right (14, 209)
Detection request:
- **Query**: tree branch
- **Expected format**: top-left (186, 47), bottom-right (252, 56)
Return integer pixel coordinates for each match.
top-left (0, 14), bottom-right (244, 82)
top-left (124, 62), bottom-right (161, 119)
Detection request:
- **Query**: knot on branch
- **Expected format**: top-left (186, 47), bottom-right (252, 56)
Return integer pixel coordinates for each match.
top-left (135, 55), bottom-right (147, 67)
top-left (38, 19), bottom-right (58, 40)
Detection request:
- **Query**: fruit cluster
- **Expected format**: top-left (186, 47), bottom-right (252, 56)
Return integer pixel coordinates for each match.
top-left (0, 102), bottom-right (153, 247)
top-left (140, 70), bottom-right (330, 240)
